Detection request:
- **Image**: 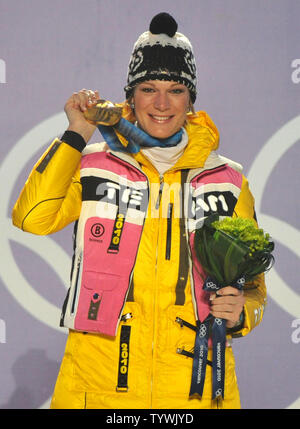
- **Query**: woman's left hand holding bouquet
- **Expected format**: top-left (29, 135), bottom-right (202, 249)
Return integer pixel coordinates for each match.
top-left (209, 286), bottom-right (245, 329)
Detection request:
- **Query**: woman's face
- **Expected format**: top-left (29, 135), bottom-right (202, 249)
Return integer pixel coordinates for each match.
top-left (132, 80), bottom-right (190, 139)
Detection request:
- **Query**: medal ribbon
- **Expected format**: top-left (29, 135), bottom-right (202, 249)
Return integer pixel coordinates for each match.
top-left (189, 276), bottom-right (245, 400)
top-left (210, 315), bottom-right (226, 399)
top-left (189, 319), bottom-right (210, 398)
top-left (203, 275), bottom-right (245, 399)
top-left (98, 118), bottom-right (183, 153)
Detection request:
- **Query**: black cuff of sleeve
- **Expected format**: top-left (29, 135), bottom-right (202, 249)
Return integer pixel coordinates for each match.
top-left (61, 130), bottom-right (86, 153)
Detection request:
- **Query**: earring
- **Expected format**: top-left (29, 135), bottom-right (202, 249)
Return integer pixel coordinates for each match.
top-left (188, 103), bottom-right (195, 114)
top-left (130, 102), bottom-right (135, 110)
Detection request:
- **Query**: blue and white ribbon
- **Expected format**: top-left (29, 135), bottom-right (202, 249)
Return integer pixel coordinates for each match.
top-left (204, 276), bottom-right (245, 399)
top-left (98, 118), bottom-right (183, 153)
top-left (190, 276), bottom-right (245, 400)
top-left (189, 319), bottom-right (210, 398)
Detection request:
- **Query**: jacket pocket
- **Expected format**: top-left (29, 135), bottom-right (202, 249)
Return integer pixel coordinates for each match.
top-left (74, 270), bottom-right (130, 336)
top-left (80, 271), bottom-right (122, 323)
top-left (167, 305), bottom-right (197, 355)
top-left (82, 270), bottom-right (118, 291)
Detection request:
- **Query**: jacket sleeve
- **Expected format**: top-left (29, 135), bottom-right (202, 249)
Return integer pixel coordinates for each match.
top-left (229, 174), bottom-right (267, 338)
top-left (12, 132), bottom-right (84, 235)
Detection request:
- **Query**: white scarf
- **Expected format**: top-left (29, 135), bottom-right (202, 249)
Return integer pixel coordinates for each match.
top-left (141, 128), bottom-right (188, 176)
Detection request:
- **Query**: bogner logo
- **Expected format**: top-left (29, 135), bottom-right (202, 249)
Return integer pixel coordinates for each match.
top-left (91, 223), bottom-right (105, 238)
top-left (90, 223), bottom-right (105, 242)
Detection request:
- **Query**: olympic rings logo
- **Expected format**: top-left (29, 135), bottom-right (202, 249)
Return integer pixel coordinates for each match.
top-left (247, 114), bottom-right (300, 409)
top-left (248, 115), bottom-right (300, 320)
top-left (205, 281), bottom-right (218, 290)
top-left (215, 388), bottom-right (222, 397)
top-left (199, 324), bottom-right (207, 338)
top-left (214, 318), bottom-right (222, 326)
top-left (0, 113), bottom-right (70, 336)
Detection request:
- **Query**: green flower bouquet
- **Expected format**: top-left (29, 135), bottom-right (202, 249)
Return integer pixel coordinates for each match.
top-left (194, 214), bottom-right (275, 286)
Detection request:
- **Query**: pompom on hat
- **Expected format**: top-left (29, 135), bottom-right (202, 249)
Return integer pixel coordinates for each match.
top-left (124, 12), bottom-right (197, 103)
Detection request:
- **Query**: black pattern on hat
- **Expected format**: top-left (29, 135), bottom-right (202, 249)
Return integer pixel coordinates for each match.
top-left (124, 13), bottom-right (197, 103)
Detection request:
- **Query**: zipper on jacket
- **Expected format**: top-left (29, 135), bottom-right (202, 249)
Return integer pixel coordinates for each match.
top-left (155, 177), bottom-right (164, 210)
top-left (150, 174), bottom-right (167, 408)
top-left (71, 253), bottom-right (82, 314)
top-left (121, 312), bottom-right (133, 322)
top-left (69, 221), bottom-right (79, 282)
top-left (165, 202), bottom-right (173, 260)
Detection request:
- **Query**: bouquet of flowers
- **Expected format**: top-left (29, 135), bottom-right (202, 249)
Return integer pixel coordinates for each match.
top-left (194, 214), bottom-right (274, 286)
top-left (189, 214), bottom-right (274, 401)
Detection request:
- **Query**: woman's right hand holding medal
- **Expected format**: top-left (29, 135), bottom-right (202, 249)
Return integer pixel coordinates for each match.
top-left (64, 88), bottom-right (100, 143)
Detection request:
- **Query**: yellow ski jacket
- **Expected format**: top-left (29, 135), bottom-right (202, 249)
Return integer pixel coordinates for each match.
top-left (12, 109), bottom-right (267, 409)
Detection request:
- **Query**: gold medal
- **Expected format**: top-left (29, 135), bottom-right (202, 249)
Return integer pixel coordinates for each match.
top-left (83, 99), bottom-right (122, 126)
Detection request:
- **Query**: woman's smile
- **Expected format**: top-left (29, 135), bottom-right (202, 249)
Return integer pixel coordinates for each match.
top-left (149, 114), bottom-right (174, 123)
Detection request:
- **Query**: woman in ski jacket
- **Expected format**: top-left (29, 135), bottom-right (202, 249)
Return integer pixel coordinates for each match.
top-left (12, 13), bottom-right (266, 409)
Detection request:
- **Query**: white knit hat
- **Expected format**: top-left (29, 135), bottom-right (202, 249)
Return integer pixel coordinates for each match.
top-left (124, 13), bottom-right (197, 103)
